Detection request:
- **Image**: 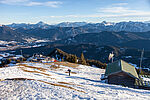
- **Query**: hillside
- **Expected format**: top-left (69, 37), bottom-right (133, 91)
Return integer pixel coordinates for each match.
top-left (6, 44), bottom-right (121, 63)
top-left (0, 25), bottom-right (25, 42)
top-left (15, 27), bottom-right (80, 41)
top-left (120, 40), bottom-right (150, 50)
top-left (6, 43), bottom-right (150, 68)
top-left (48, 48), bottom-right (106, 68)
top-left (54, 31), bottom-right (150, 46)
top-left (0, 62), bottom-right (150, 99)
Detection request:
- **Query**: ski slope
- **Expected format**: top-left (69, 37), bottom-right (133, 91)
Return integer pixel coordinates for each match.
top-left (0, 62), bottom-right (150, 100)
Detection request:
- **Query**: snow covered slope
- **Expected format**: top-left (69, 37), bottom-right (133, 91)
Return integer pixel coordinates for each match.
top-left (0, 62), bottom-right (150, 99)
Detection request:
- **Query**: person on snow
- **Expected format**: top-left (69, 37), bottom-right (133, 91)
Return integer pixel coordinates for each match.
top-left (68, 69), bottom-right (71, 76)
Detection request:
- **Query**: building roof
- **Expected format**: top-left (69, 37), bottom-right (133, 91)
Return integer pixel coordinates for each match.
top-left (105, 60), bottom-right (139, 79)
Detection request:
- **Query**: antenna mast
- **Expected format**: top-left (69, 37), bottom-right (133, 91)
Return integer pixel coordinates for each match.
top-left (139, 48), bottom-right (144, 75)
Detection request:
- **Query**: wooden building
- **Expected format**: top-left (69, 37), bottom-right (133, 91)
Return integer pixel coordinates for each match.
top-left (105, 60), bottom-right (139, 87)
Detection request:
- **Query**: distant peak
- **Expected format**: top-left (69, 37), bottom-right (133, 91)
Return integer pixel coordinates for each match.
top-left (102, 21), bottom-right (107, 24)
top-left (37, 21), bottom-right (46, 25)
top-left (102, 21), bottom-right (114, 26)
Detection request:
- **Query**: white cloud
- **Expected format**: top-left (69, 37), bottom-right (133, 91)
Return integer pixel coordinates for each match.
top-left (112, 3), bottom-right (128, 6)
top-left (96, 3), bottom-right (150, 18)
top-left (0, 0), bottom-right (28, 4)
top-left (99, 6), bottom-right (138, 14)
top-left (26, 2), bottom-right (42, 6)
top-left (0, 0), bottom-right (62, 7)
top-left (48, 10), bottom-right (150, 19)
top-left (26, 1), bottom-right (62, 7)
top-left (45, 1), bottom-right (62, 8)
top-left (49, 15), bottom-right (113, 18)
top-left (47, 2), bottom-right (150, 19)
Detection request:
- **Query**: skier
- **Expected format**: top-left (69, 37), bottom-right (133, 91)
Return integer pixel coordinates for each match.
top-left (68, 69), bottom-right (71, 76)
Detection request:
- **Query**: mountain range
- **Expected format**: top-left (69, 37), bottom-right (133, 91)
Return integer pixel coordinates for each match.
top-left (6, 21), bottom-right (54, 29)
top-left (1, 21), bottom-right (150, 50)
top-left (5, 21), bottom-right (150, 32)
top-left (1, 21), bottom-right (150, 68)
top-left (1, 21), bottom-right (150, 41)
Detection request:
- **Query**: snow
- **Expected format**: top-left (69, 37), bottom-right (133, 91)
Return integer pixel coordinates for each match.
top-left (0, 62), bottom-right (150, 99)
top-left (125, 56), bottom-right (132, 58)
top-left (16, 55), bottom-right (23, 57)
top-left (129, 63), bottom-right (139, 69)
top-left (0, 57), bottom-right (3, 59)
top-left (35, 40), bottom-right (49, 43)
top-left (143, 68), bottom-right (150, 71)
top-left (7, 63), bottom-right (16, 66)
top-left (0, 40), bottom-right (8, 45)
top-left (142, 77), bottom-right (150, 82)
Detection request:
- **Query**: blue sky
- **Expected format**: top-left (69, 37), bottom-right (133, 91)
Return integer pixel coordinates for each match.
top-left (0, 0), bottom-right (150, 24)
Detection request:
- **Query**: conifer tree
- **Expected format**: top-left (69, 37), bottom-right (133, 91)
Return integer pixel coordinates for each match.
top-left (65, 55), bottom-right (69, 61)
top-left (80, 53), bottom-right (86, 65)
top-left (74, 55), bottom-right (77, 63)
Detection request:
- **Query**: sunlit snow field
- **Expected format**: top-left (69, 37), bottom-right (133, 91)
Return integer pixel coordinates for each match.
top-left (0, 62), bottom-right (150, 100)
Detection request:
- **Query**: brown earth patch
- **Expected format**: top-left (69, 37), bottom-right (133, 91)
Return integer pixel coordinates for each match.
top-left (50, 64), bottom-right (60, 69)
top-left (20, 67), bottom-right (51, 76)
top-left (18, 64), bottom-right (47, 72)
top-left (58, 82), bottom-right (83, 87)
top-left (65, 71), bottom-right (77, 74)
top-left (38, 80), bottom-right (85, 93)
top-left (54, 62), bottom-right (79, 68)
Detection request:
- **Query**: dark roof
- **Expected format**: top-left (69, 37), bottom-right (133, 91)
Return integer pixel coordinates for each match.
top-left (105, 60), bottom-right (139, 79)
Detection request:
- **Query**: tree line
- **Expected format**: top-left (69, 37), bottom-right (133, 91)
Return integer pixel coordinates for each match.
top-left (48, 48), bottom-right (106, 69)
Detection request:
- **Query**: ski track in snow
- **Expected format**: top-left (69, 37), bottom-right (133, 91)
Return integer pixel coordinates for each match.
top-left (0, 62), bottom-right (150, 100)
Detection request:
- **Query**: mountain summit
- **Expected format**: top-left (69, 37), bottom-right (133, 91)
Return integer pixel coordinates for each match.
top-left (36, 21), bottom-right (47, 25)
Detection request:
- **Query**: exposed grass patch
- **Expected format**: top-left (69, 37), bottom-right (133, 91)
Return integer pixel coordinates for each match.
top-left (65, 71), bottom-right (77, 74)
top-left (54, 62), bottom-right (79, 68)
top-left (38, 80), bottom-right (85, 93)
top-left (18, 64), bottom-right (47, 72)
top-left (20, 67), bottom-right (51, 76)
top-left (42, 63), bottom-right (61, 70)
top-left (50, 65), bottom-right (60, 69)
top-left (58, 82), bottom-right (83, 87)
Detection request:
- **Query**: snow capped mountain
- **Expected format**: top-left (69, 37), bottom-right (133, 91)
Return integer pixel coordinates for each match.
top-left (111, 21), bottom-right (150, 32)
top-left (36, 21), bottom-right (47, 25)
top-left (32, 21), bottom-right (52, 29)
top-left (3, 21), bottom-right (150, 42)
top-left (101, 21), bottom-right (115, 26)
top-left (5, 21), bottom-right (150, 32)
top-left (81, 21), bottom-right (150, 32)
top-left (7, 23), bottom-right (28, 28)
top-left (56, 22), bottom-right (88, 27)
top-left (6, 21), bottom-right (53, 29)
top-left (144, 21), bottom-right (150, 23)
